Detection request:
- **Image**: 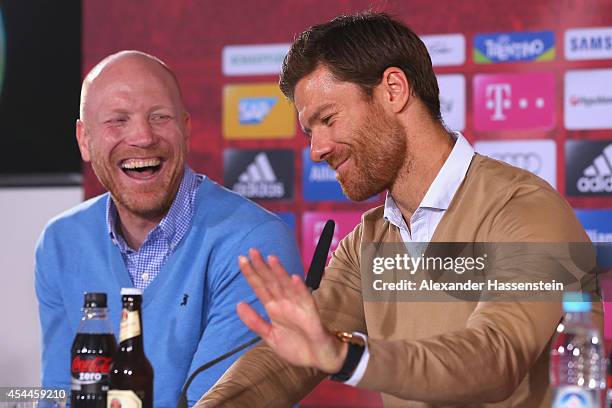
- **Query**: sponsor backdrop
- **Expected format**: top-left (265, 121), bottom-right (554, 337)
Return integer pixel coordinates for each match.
top-left (83, 1), bottom-right (612, 405)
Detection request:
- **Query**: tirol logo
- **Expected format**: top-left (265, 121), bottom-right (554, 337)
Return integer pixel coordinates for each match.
top-left (564, 69), bottom-right (612, 130)
top-left (222, 43), bottom-right (290, 76)
top-left (302, 148), bottom-right (348, 201)
top-left (474, 31), bottom-right (555, 63)
top-left (223, 83), bottom-right (295, 139)
top-left (302, 211), bottom-right (362, 266)
top-left (437, 74), bottom-right (465, 131)
top-left (565, 140), bottom-right (612, 196)
top-left (420, 34), bottom-right (465, 66)
top-left (238, 97), bottom-right (278, 124)
top-left (224, 149), bottom-right (294, 200)
top-left (473, 72), bottom-right (555, 131)
top-left (474, 139), bottom-right (556, 188)
top-left (565, 27), bottom-right (612, 61)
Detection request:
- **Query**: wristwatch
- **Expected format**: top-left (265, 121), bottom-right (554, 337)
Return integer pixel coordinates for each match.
top-left (330, 331), bottom-right (366, 382)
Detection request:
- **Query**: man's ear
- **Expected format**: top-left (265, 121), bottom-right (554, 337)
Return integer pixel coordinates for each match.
top-left (76, 119), bottom-right (91, 162)
top-left (378, 67), bottom-right (411, 114)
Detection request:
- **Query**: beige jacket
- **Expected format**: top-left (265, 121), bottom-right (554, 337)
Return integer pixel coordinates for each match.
top-left (196, 155), bottom-right (602, 408)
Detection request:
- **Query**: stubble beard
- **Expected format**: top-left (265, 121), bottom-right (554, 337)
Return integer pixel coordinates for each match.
top-left (336, 105), bottom-right (407, 202)
top-left (90, 146), bottom-right (186, 221)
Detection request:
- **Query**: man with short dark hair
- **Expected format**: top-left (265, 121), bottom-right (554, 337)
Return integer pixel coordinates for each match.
top-left (196, 13), bottom-right (600, 408)
top-left (35, 50), bottom-right (303, 407)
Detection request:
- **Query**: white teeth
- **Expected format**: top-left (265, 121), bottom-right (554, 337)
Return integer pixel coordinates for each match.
top-left (121, 158), bottom-right (161, 170)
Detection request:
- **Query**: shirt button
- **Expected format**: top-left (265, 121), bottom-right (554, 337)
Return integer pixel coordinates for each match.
top-left (142, 273), bottom-right (149, 281)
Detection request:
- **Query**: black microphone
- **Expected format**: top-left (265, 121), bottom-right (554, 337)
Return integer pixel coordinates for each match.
top-left (176, 220), bottom-right (335, 408)
top-left (305, 220), bottom-right (335, 291)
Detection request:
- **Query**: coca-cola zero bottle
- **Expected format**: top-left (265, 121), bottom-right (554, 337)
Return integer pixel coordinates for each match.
top-left (71, 292), bottom-right (117, 407)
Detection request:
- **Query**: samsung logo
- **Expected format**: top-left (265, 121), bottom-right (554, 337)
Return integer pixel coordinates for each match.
top-left (565, 27), bottom-right (612, 60)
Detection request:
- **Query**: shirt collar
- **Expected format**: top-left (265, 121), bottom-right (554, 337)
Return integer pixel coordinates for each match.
top-left (384, 132), bottom-right (474, 223)
top-left (106, 166), bottom-right (200, 252)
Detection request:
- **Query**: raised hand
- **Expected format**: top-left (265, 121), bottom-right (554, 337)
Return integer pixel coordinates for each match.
top-left (236, 248), bottom-right (347, 374)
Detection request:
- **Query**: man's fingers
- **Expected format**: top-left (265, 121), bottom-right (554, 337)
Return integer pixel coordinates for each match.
top-left (291, 274), bottom-right (319, 312)
top-left (236, 302), bottom-right (272, 340)
top-left (239, 255), bottom-right (272, 304)
top-left (249, 248), bottom-right (286, 300)
top-left (267, 255), bottom-right (298, 295)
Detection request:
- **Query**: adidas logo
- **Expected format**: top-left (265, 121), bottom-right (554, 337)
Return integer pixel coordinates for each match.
top-left (238, 97), bottom-right (278, 124)
top-left (577, 143), bottom-right (612, 193)
top-left (233, 153), bottom-right (285, 198)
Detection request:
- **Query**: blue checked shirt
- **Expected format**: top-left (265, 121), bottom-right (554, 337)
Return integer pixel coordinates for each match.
top-left (106, 167), bottom-right (203, 289)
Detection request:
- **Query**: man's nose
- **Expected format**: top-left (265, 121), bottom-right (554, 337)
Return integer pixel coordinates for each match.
top-left (309, 129), bottom-right (334, 163)
top-left (126, 117), bottom-right (157, 147)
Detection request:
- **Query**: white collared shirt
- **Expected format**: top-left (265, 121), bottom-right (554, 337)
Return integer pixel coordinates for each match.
top-left (344, 132), bottom-right (475, 386)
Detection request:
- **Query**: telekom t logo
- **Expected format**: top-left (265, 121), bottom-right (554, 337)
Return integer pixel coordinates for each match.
top-left (486, 83), bottom-right (511, 120)
top-left (474, 73), bottom-right (555, 131)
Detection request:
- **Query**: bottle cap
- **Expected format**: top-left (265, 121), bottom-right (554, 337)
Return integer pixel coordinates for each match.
top-left (120, 287), bottom-right (143, 296)
top-left (562, 292), bottom-right (591, 313)
top-left (83, 292), bottom-right (107, 308)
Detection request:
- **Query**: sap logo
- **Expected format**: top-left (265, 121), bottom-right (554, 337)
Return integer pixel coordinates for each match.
top-left (565, 27), bottom-right (612, 60)
top-left (238, 97), bottom-right (278, 124)
top-left (474, 31), bottom-right (554, 63)
top-left (474, 73), bottom-right (555, 131)
top-left (223, 83), bottom-right (295, 139)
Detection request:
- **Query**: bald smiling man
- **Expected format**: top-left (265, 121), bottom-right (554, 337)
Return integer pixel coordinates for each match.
top-left (34, 51), bottom-right (303, 407)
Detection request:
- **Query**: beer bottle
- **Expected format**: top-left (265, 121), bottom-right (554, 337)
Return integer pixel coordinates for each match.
top-left (107, 288), bottom-right (153, 408)
top-left (71, 292), bottom-right (116, 408)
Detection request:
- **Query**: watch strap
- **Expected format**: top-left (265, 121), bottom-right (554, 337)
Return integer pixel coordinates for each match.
top-left (330, 334), bottom-right (366, 382)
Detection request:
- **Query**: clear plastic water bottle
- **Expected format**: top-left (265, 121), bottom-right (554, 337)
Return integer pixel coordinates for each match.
top-left (550, 292), bottom-right (606, 408)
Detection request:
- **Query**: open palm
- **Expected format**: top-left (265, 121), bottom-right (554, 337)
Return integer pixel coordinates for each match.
top-left (236, 248), bottom-right (345, 374)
